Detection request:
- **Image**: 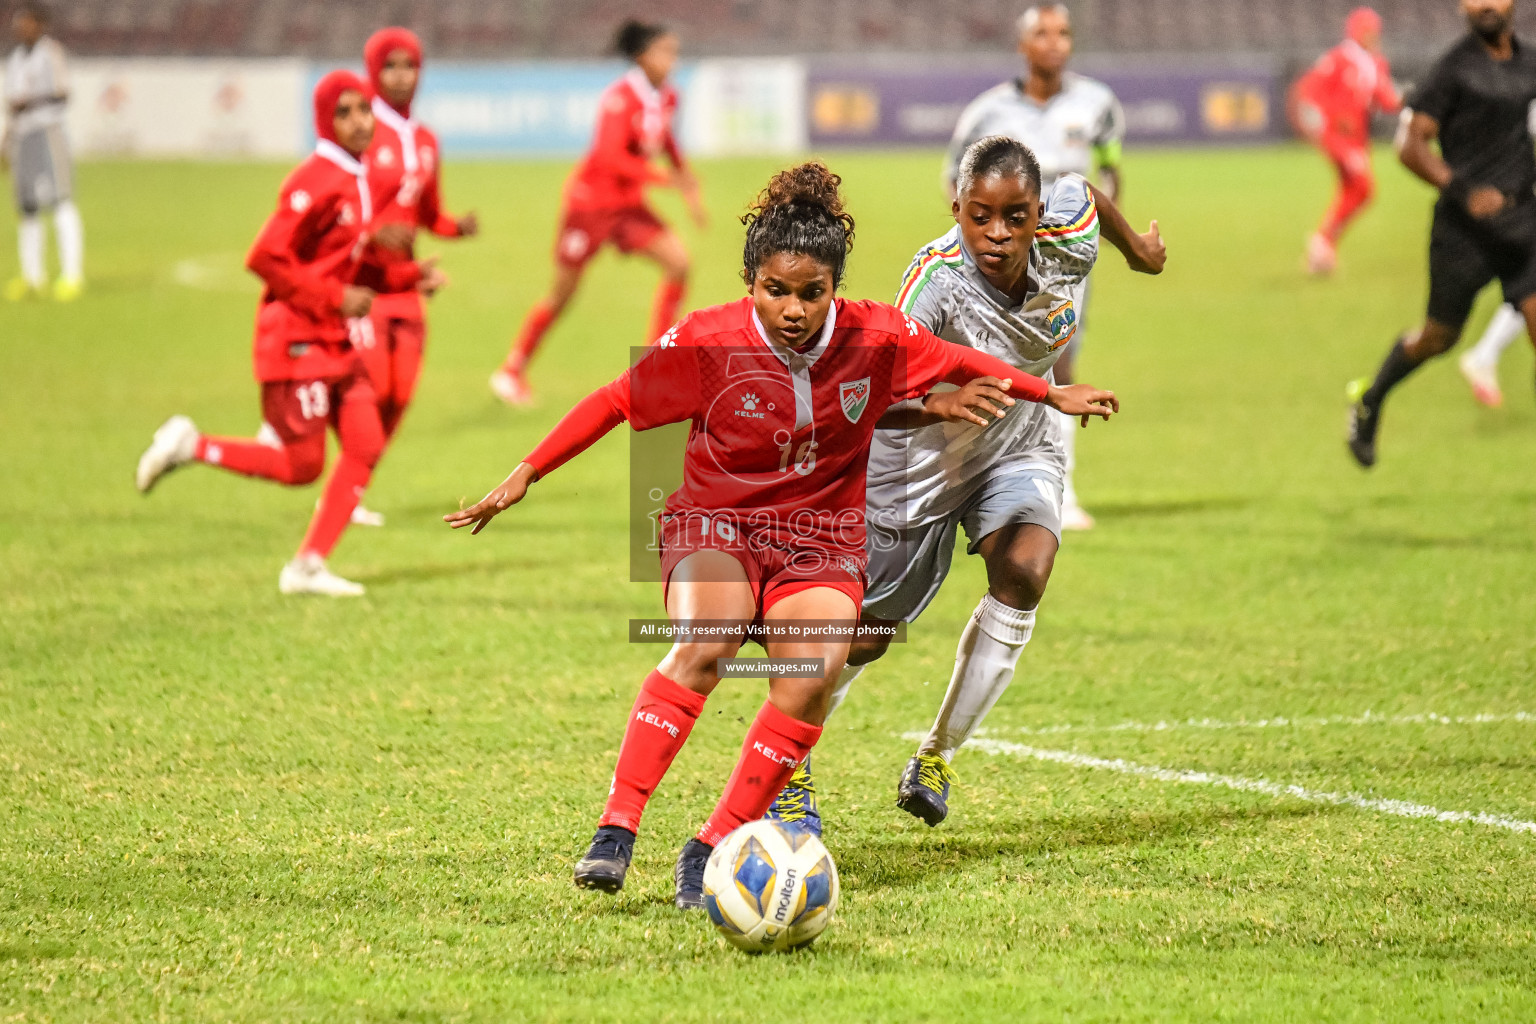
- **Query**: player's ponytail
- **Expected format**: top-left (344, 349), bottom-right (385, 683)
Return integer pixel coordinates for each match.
top-left (613, 19), bottom-right (666, 60)
top-left (957, 135), bottom-right (1043, 199)
top-left (741, 162), bottom-right (857, 288)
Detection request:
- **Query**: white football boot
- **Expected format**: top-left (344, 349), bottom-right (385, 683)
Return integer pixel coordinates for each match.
top-left (136, 415), bottom-right (200, 493)
top-left (1060, 504), bottom-right (1096, 531)
top-left (1306, 233), bottom-right (1336, 276)
top-left (278, 554), bottom-right (365, 597)
top-left (350, 505), bottom-right (386, 527)
top-left (1457, 353), bottom-right (1503, 409)
top-left (489, 368), bottom-right (533, 406)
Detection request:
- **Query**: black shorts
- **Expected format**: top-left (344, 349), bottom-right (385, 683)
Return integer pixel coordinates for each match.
top-left (1427, 198), bottom-right (1536, 329)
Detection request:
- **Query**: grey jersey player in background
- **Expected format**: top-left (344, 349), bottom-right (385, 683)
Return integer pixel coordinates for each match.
top-left (764, 136), bottom-right (1164, 835)
top-left (3, 2), bottom-right (82, 302)
top-left (942, 3), bottom-right (1125, 530)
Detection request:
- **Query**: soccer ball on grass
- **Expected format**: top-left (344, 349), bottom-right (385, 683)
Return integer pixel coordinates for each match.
top-left (702, 819), bottom-right (839, 953)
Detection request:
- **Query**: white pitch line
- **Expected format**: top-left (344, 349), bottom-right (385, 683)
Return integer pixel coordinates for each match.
top-left (978, 710), bottom-right (1536, 739)
top-left (926, 735), bottom-right (1536, 838)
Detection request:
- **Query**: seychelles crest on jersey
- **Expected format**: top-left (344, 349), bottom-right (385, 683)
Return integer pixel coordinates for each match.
top-left (839, 377), bottom-right (871, 424)
top-left (1047, 300), bottom-right (1078, 349)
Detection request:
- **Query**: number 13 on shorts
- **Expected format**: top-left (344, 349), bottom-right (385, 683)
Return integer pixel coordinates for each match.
top-left (296, 381), bottom-right (330, 420)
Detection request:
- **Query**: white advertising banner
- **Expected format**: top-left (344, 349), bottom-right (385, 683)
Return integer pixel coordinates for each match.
top-left (67, 58), bottom-right (307, 158)
top-left (680, 58), bottom-right (806, 157)
top-left (53, 57), bottom-right (807, 160)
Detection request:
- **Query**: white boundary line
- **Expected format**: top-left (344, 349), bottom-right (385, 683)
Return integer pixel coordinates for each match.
top-left (917, 734), bottom-right (1536, 838)
top-left (977, 710), bottom-right (1536, 739)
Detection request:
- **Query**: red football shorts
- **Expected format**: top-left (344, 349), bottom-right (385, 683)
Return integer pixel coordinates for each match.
top-left (260, 368), bottom-right (378, 446)
top-left (658, 512), bottom-right (865, 621)
top-left (555, 205), bottom-right (666, 268)
top-left (353, 313), bottom-right (426, 412)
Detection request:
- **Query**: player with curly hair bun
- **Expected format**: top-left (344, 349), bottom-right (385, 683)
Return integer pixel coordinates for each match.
top-left (447, 161), bottom-right (1120, 910)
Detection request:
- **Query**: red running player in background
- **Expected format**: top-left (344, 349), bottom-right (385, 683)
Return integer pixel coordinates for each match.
top-left (135, 71), bottom-right (445, 596)
top-left (490, 18), bottom-right (706, 405)
top-left (448, 163), bottom-right (1117, 910)
top-left (343, 27), bottom-right (478, 528)
top-left (1291, 6), bottom-right (1402, 275)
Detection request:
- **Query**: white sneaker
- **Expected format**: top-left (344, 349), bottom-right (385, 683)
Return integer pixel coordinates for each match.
top-left (1458, 353), bottom-right (1503, 408)
top-left (490, 368), bottom-right (533, 406)
top-left (1306, 233), bottom-right (1336, 276)
top-left (1061, 504), bottom-right (1096, 532)
top-left (351, 504), bottom-right (386, 527)
top-left (136, 415), bottom-right (200, 493)
top-left (278, 554), bottom-right (365, 597)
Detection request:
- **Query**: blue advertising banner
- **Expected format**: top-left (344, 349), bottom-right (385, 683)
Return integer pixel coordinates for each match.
top-left (806, 60), bottom-right (1281, 147)
top-left (307, 61), bottom-right (695, 157)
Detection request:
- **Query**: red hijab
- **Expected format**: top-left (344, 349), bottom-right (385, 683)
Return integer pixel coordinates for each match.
top-left (1345, 6), bottom-right (1381, 45)
top-left (365, 27), bottom-right (424, 116)
top-left (313, 69), bottom-right (369, 148)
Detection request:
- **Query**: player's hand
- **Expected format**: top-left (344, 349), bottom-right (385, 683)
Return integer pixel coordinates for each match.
top-left (672, 169), bottom-right (708, 228)
top-left (1127, 220), bottom-right (1166, 274)
top-left (923, 377), bottom-right (1016, 427)
top-left (340, 285), bottom-right (375, 318)
top-left (372, 221), bottom-right (416, 252)
top-left (443, 463), bottom-right (538, 535)
top-left (1044, 383), bottom-right (1118, 427)
top-left (1467, 185), bottom-right (1506, 220)
top-left (416, 256), bottom-right (448, 296)
top-left (456, 212), bottom-right (480, 237)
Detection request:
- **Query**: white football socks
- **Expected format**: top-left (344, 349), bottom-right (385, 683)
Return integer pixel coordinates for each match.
top-left (18, 216), bottom-right (45, 288)
top-left (1465, 303), bottom-right (1524, 371)
top-left (920, 594), bottom-right (1035, 762)
top-left (1056, 409), bottom-right (1080, 509)
top-left (824, 662), bottom-right (862, 722)
top-left (54, 201), bottom-right (83, 283)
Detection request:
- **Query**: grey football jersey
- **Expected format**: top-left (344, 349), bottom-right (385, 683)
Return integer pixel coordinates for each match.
top-left (4, 37), bottom-right (68, 136)
top-left (867, 174), bottom-right (1100, 527)
top-left (943, 72), bottom-right (1124, 192)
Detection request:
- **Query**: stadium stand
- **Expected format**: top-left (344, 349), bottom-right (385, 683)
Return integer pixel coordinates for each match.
top-left (14, 0), bottom-right (1536, 59)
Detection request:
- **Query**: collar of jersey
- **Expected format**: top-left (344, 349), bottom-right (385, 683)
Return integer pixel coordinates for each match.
top-left (625, 67), bottom-right (663, 109)
top-left (371, 95), bottom-right (419, 173)
top-left (314, 139), bottom-right (372, 222)
top-left (750, 297), bottom-right (837, 370)
top-left (315, 139), bottom-right (366, 178)
top-left (1013, 71), bottom-right (1076, 107)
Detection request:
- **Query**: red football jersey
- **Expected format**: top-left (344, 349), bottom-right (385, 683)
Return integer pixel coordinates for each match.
top-left (1295, 39), bottom-right (1400, 141)
top-left (525, 297), bottom-right (1050, 568)
top-left (246, 141), bottom-right (422, 383)
top-left (365, 96), bottom-right (461, 320)
top-left (564, 68), bottom-right (683, 213)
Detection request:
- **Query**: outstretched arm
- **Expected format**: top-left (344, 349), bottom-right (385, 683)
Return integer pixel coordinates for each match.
top-left (899, 318), bottom-right (1119, 425)
top-left (444, 377), bottom-right (631, 534)
top-left (1088, 183), bottom-right (1165, 274)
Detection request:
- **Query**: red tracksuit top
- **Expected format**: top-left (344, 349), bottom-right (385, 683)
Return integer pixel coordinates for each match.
top-left (1295, 39), bottom-right (1401, 142)
top-left (365, 95), bottom-right (461, 320)
top-left (564, 68), bottom-right (683, 213)
top-left (247, 140), bottom-right (422, 383)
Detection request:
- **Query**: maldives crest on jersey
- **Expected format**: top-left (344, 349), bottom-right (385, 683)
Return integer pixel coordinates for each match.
top-left (839, 377), bottom-right (871, 423)
top-left (1047, 300), bottom-right (1078, 349)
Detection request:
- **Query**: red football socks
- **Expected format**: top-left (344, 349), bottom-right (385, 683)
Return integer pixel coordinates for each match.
top-left (648, 278), bottom-right (686, 343)
top-left (1321, 174), bottom-right (1372, 244)
top-left (599, 670), bottom-right (708, 833)
top-left (196, 434), bottom-right (322, 486)
top-left (697, 701), bottom-right (822, 847)
top-left (298, 452), bottom-right (373, 558)
top-left (506, 301), bottom-right (557, 373)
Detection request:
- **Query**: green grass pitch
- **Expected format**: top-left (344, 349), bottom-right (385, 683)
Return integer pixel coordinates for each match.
top-left (2, 145), bottom-right (1535, 1021)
